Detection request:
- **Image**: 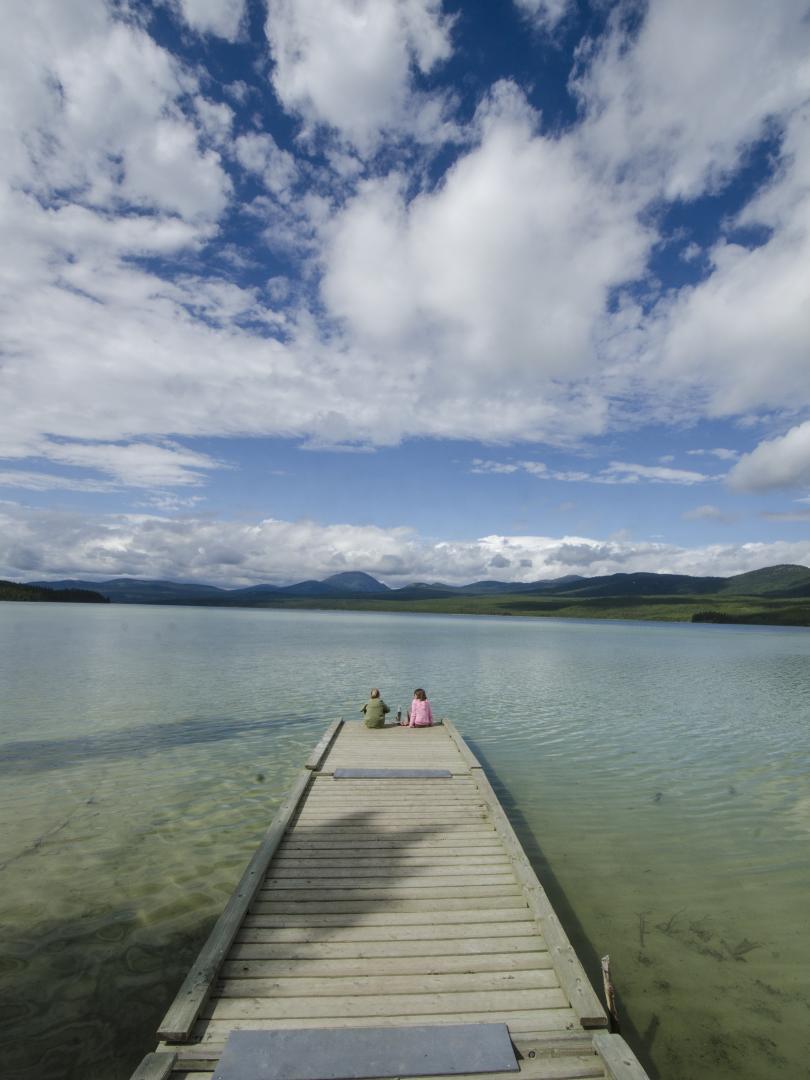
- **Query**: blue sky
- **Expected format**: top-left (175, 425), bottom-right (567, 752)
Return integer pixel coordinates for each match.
top-left (1, 0), bottom-right (810, 586)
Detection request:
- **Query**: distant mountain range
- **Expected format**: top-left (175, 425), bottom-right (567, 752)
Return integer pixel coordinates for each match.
top-left (24, 564), bottom-right (810, 605)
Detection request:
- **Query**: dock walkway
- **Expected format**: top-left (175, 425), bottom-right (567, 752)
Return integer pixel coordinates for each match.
top-left (132, 720), bottom-right (649, 1080)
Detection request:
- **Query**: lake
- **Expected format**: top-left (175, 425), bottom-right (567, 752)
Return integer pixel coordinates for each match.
top-left (1, 602), bottom-right (809, 1079)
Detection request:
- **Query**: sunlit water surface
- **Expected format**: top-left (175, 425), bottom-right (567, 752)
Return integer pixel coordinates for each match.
top-left (1, 603), bottom-right (809, 1079)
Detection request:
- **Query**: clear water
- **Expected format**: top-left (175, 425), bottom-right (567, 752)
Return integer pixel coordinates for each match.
top-left (1, 603), bottom-right (809, 1079)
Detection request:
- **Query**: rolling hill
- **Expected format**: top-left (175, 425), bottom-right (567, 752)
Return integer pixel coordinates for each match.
top-left (23, 564), bottom-right (810, 608)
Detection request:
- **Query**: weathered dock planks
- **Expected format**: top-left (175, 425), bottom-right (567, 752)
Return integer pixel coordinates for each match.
top-left (131, 719), bottom-right (650, 1080)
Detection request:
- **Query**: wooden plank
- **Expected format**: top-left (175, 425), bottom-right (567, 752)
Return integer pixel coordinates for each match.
top-left (220, 952), bottom-right (552, 977)
top-left (240, 911), bottom-right (533, 928)
top-left (230, 936), bottom-right (545, 961)
top-left (467, 765), bottom-right (608, 1030)
top-left (287, 824), bottom-right (496, 834)
top-left (202, 987), bottom-right (570, 1020)
top-left (129, 1052), bottom-right (176, 1080)
top-left (253, 884), bottom-right (523, 902)
top-left (240, 915), bottom-right (542, 941)
top-left (194, 1008), bottom-right (579, 1039)
top-left (290, 816), bottom-right (492, 825)
top-left (216, 969), bottom-right (560, 998)
top-left (245, 896), bottom-right (528, 914)
top-left (270, 855), bottom-right (511, 869)
top-left (261, 874), bottom-right (517, 890)
top-left (333, 768), bottom-right (454, 778)
top-left (169, 1067), bottom-right (605, 1080)
top-left (237, 911), bottom-right (533, 928)
top-left (298, 812), bottom-right (488, 816)
top-left (295, 816), bottom-right (488, 825)
top-left (300, 799), bottom-right (486, 809)
top-left (156, 764), bottom-right (315, 1042)
top-left (278, 843), bottom-right (505, 857)
top-left (302, 803), bottom-right (482, 810)
top-left (239, 921), bottom-right (537, 941)
top-left (325, 755), bottom-right (463, 762)
top-left (303, 792), bottom-right (482, 800)
top-left (263, 864), bottom-right (511, 879)
top-left (280, 836), bottom-right (502, 850)
top-left (591, 1034), bottom-right (649, 1080)
top-left (305, 719), bottom-right (344, 770)
top-left (307, 781), bottom-right (478, 789)
top-left (298, 808), bottom-right (484, 817)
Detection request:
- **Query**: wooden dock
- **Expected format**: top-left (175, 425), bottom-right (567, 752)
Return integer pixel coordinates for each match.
top-left (132, 720), bottom-right (649, 1080)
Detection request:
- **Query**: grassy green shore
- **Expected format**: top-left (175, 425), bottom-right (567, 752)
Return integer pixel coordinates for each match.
top-left (235, 592), bottom-right (810, 626)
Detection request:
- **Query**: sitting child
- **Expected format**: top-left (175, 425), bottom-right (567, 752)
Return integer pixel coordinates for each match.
top-left (406, 688), bottom-right (433, 727)
top-left (361, 688), bottom-right (390, 729)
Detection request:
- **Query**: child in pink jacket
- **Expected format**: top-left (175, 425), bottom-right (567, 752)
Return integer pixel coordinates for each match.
top-left (407, 688), bottom-right (433, 727)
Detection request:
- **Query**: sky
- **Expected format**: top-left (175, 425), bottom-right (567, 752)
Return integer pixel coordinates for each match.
top-left (1, 0), bottom-right (810, 588)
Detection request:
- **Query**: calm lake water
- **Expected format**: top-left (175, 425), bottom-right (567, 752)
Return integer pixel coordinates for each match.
top-left (1, 602), bottom-right (809, 1079)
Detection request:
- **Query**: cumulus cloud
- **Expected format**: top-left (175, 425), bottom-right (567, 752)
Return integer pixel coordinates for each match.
top-left (264, 0), bottom-right (455, 152)
top-left (514, 0), bottom-right (571, 32)
top-left (574, 0), bottom-right (810, 202)
top-left (3, 503), bottom-right (808, 586)
top-left (173, 0), bottom-right (246, 41)
top-left (1, 3), bottom-right (232, 221)
top-left (728, 421), bottom-right (810, 492)
top-left (234, 132), bottom-right (298, 198)
top-left (321, 82), bottom-right (650, 440)
top-left (682, 505), bottom-right (736, 523)
top-left (571, 2), bottom-right (810, 424)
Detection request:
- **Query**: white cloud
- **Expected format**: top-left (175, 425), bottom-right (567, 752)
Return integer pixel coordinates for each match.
top-left (264, 0), bottom-right (455, 152)
top-left (40, 441), bottom-right (225, 487)
top-left (728, 421), bottom-right (810, 492)
top-left (652, 218), bottom-right (810, 416)
top-left (574, 0), bottom-right (810, 201)
top-left (687, 448), bottom-right (739, 461)
top-left (468, 458), bottom-right (717, 486)
top-left (234, 132), bottom-right (298, 198)
top-left (0, 440), bottom-right (223, 490)
top-left (579, 2), bottom-right (810, 421)
top-left (2, 502), bottom-right (808, 586)
top-left (682, 505), bottom-right (736, 524)
top-left (174, 0), bottom-right (246, 41)
top-left (321, 83), bottom-right (649, 440)
top-left (470, 460), bottom-right (520, 475)
top-left (518, 462), bottom-right (549, 478)
top-left (760, 508), bottom-right (810, 522)
top-left (0, 471), bottom-right (117, 494)
top-left (0, 3), bottom-right (232, 221)
top-left (514, 0), bottom-right (571, 32)
top-left (598, 462), bottom-right (717, 486)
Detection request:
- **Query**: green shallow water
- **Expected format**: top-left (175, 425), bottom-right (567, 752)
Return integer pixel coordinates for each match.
top-left (1, 603), bottom-right (809, 1079)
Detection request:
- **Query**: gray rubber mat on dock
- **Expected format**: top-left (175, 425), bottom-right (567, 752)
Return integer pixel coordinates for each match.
top-left (333, 768), bottom-right (453, 779)
top-left (213, 1022), bottom-right (518, 1080)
